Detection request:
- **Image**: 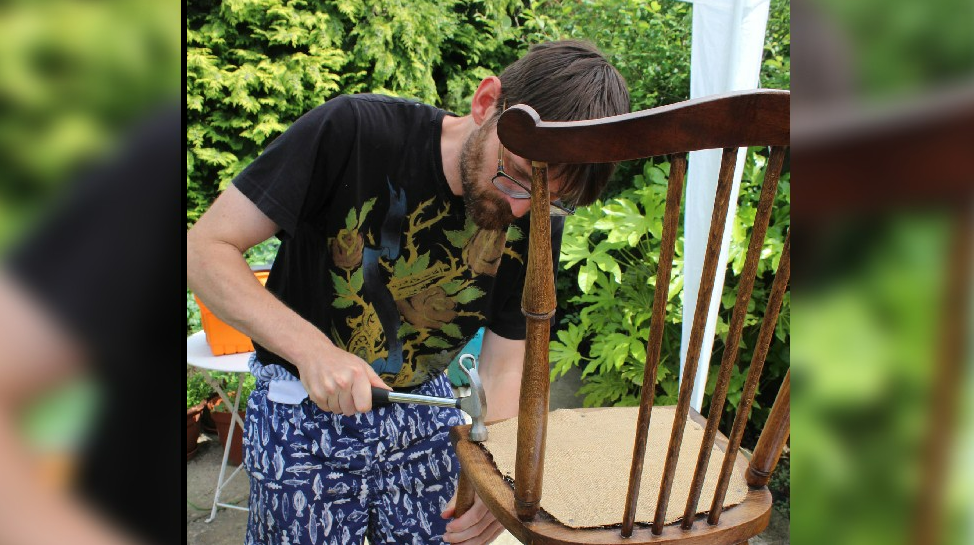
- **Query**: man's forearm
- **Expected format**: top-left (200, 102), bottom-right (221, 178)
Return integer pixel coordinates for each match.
top-left (477, 330), bottom-right (527, 422)
top-left (187, 237), bottom-right (333, 371)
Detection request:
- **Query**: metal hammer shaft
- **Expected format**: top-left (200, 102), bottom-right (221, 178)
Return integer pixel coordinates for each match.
top-left (371, 387), bottom-right (462, 410)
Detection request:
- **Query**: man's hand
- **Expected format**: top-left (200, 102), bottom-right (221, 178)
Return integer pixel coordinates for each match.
top-left (298, 344), bottom-right (391, 416)
top-left (440, 491), bottom-right (504, 545)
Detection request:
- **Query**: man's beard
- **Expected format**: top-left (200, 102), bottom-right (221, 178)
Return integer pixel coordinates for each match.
top-left (459, 124), bottom-right (517, 231)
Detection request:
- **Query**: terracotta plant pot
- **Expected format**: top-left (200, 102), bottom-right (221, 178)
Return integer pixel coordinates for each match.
top-left (201, 394), bottom-right (220, 434)
top-left (211, 408), bottom-right (246, 466)
top-left (186, 403), bottom-right (204, 461)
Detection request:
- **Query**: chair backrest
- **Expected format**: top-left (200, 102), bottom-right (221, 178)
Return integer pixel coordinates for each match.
top-left (497, 89), bottom-right (791, 537)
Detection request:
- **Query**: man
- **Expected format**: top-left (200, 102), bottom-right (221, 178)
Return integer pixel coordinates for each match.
top-left (187, 40), bottom-right (629, 544)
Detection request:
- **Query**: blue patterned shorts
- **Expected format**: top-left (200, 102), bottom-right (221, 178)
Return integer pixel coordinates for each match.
top-left (243, 374), bottom-right (465, 544)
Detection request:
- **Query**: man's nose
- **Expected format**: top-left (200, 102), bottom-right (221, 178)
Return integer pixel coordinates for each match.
top-left (508, 196), bottom-right (532, 218)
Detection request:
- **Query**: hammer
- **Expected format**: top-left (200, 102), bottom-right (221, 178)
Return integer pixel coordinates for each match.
top-left (371, 354), bottom-right (486, 515)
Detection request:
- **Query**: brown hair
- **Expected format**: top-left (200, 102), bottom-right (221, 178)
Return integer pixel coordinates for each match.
top-left (496, 40), bottom-right (630, 206)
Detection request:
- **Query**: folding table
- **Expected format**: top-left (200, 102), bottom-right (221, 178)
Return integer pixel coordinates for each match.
top-left (186, 330), bottom-right (251, 522)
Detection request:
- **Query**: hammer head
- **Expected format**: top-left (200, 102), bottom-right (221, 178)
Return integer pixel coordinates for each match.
top-left (457, 354), bottom-right (488, 442)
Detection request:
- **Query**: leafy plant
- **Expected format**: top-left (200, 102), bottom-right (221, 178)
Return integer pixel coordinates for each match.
top-left (539, 0), bottom-right (791, 442)
top-left (1, 1), bottom-right (180, 247)
top-left (183, 0), bottom-right (791, 444)
top-left (187, 291), bottom-right (202, 336)
top-left (244, 238), bottom-right (281, 266)
top-left (761, 0), bottom-right (791, 91)
top-left (209, 372), bottom-right (257, 413)
top-left (187, 370), bottom-right (215, 409)
top-left (550, 149), bottom-right (790, 437)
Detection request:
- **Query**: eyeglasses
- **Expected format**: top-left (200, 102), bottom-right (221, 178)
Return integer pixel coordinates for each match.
top-left (491, 107), bottom-right (575, 217)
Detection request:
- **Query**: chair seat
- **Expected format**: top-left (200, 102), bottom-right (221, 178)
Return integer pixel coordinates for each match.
top-left (450, 406), bottom-right (772, 545)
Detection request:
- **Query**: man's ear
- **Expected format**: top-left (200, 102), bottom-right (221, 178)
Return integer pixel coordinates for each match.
top-left (470, 76), bottom-right (502, 125)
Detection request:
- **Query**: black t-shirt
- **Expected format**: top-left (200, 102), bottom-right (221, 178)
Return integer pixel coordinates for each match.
top-left (4, 104), bottom-right (183, 544)
top-left (234, 94), bottom-right (562, 387)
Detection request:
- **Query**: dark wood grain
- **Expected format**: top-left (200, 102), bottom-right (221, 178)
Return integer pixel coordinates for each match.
top-left (710, 232), bottom-right (790, 523)
top-left (514, 161), bottom-right (557, 521)
top-left (653, 148), bottom-right (737, 535)
top-left (451, 408), bottom-right (772, 545)
top-left (745, 371), bottom-right (790, 489)
top-left (792, 87), bottom-right (974, 217)
top-left (681, 146), bottom-right (786, 528)
top-left (621, 154), bottom-right (687, 537)
top-left (456, 470), bottom-right (476, 517)
top-left (497, 90), bottom-right (789, 164)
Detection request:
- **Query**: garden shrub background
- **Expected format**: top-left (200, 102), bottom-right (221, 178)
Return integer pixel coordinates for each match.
top-left (0, 1), bottom-right (180, 249)
top-left (186, 0), bottom-right (791, 444)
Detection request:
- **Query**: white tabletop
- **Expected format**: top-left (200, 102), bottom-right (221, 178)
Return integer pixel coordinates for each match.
top-left (186, 331), bottom-right (253, 373)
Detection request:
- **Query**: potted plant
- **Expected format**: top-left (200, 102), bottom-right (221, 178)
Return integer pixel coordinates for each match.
top-left (186, 370), bottom-right (214, 460)
top-left (209, 372), bottom-right (255, 466)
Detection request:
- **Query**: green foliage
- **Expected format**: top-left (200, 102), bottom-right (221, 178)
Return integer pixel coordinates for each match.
top-left (244, 238), bottom-right (281, 266)
top-left (0, 1), bottom-right (180, 248)
top-left (812, 0), bottom-right (974, 98)
top-left (210, 372), bottom-right (258, 412)
top-left (187, 370), bottom-right (216, 409)
top-left (550, 150), bottom-right (790, 438)
top-left (186, 0), bottom-right (557, 226)
top-left (187, 291), bottom-right (202, 336)
top-left (761, 0), bottom-right (791, 91)
top-left (791, 214), bottom-right (957, 545)
top-left (557, 0), bottom-right (693, 111)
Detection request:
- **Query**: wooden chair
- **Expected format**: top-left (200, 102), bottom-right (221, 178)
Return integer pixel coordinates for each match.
top-left (450, 89), bottom-right (791, 544)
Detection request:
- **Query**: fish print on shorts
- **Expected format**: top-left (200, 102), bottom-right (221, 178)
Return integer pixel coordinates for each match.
top-left (245, 373), bottom-right (464, 544)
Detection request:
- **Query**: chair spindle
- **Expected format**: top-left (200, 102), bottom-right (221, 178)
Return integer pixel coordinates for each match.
top-left (653, 147), bottom-right (739, 534)
top-left (709, 231), bottom-right (791, 524)
top-left (681, 146), bottom-right (787, 528)
top-left (621, 153), bottom-right (688, 537)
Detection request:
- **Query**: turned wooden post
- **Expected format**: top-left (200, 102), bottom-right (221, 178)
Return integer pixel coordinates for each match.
top-left (513, 161), bottom-right (556, 521)
top-left (745, 370), bottom-right (790, 488)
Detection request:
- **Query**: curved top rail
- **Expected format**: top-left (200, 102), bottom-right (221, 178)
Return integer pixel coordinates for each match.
top-left (497, 89), bottom-right (790, 164)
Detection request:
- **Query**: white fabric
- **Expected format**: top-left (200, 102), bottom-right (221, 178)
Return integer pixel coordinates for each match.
top-left (679, 0), bottom-right (771, 411)
top-left (268, 379), bottom-right (309, 404)
top-left (247, 354), bottom-right (309, 404)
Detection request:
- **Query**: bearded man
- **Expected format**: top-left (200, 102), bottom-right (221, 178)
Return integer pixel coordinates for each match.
top-left (187, 40), bottom-right (629, 545)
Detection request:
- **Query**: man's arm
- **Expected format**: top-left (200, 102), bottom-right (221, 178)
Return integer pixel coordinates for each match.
top-left (187, 186), bottom-right (389, 415)
top-left (476, 329), bottom-right (526, 422)
top-left (0, 270), bottom-right (144, 545)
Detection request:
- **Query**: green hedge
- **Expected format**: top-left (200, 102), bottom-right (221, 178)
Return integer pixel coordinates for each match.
top-left (186, 0), bottom-right (559, 225)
